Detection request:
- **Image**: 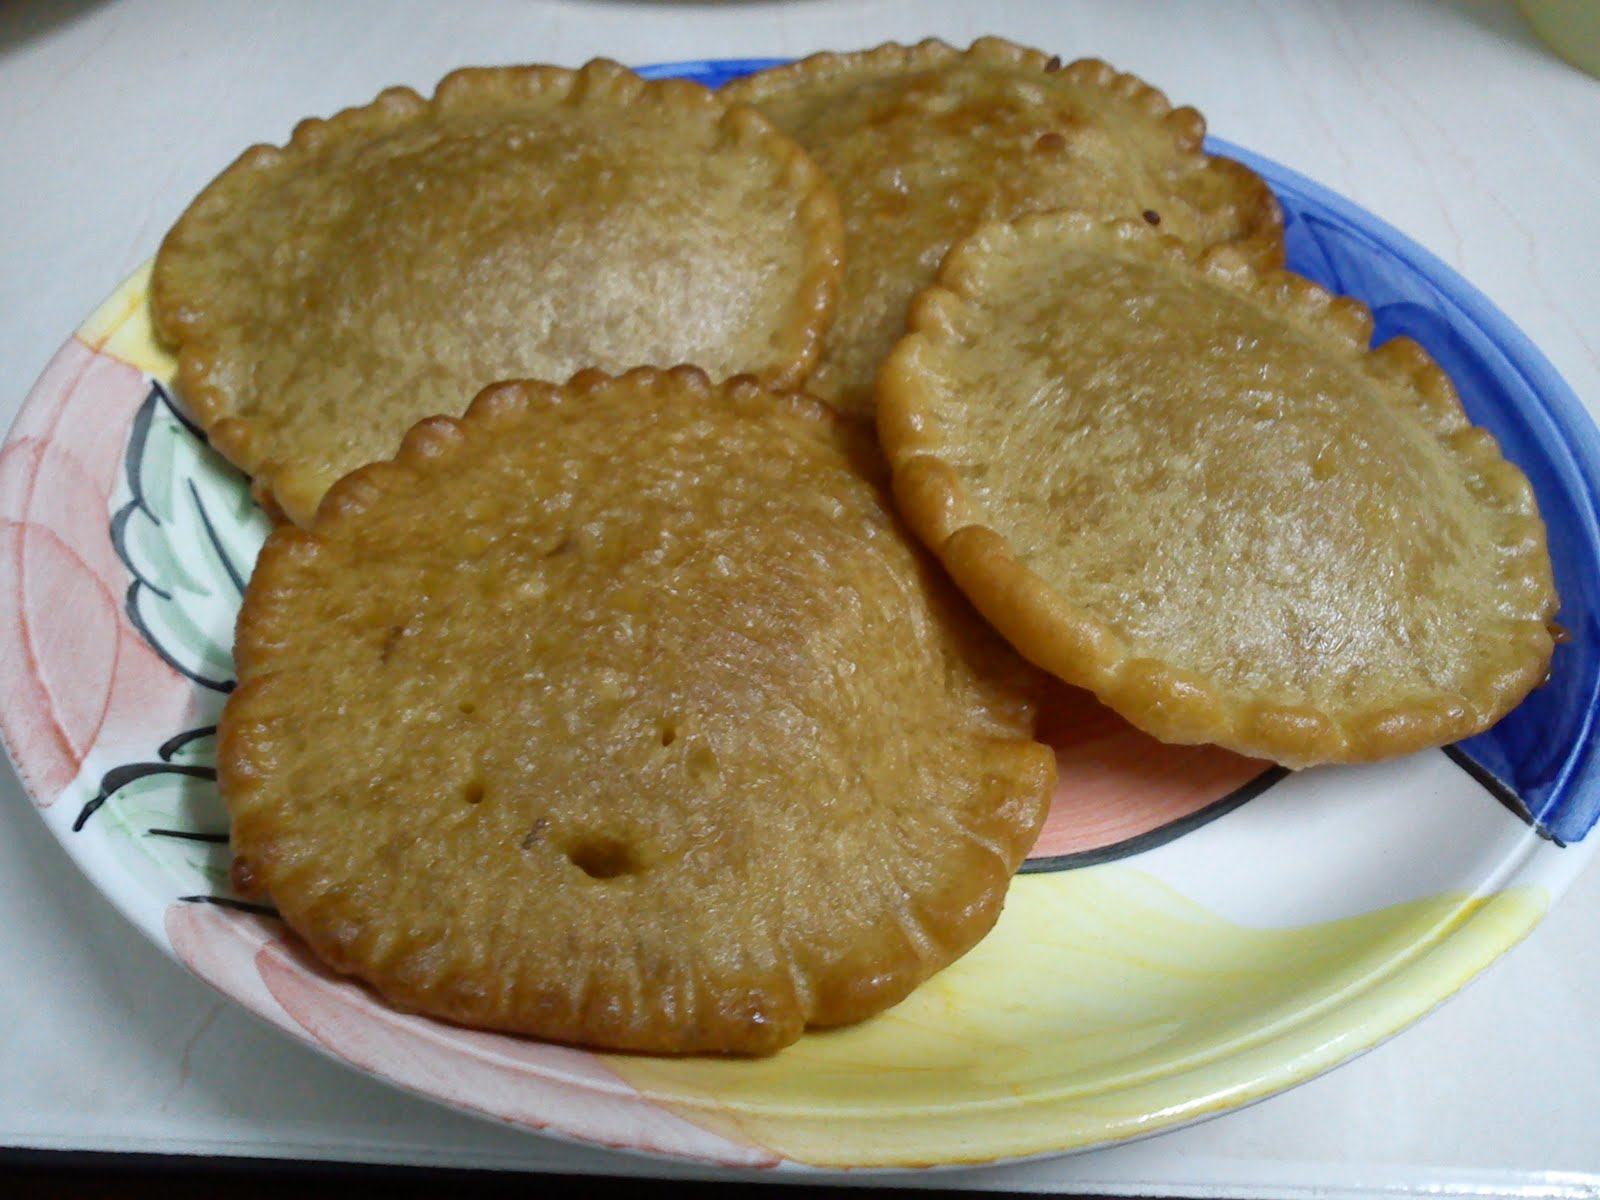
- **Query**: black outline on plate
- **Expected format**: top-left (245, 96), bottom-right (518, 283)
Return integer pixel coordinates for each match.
top-left (109, 380), bottom-right (242, 694)
top-left (158, 724), bottom-right (217, 760)
top-left (1019, 745), bottom-right (1563, 875)
top-left (178, 895), bottom-right (278, 918)
top-left (1020, 765), bottom-right (1290, 874)
top-left (146, 828), bottom-right (229, 844)
top-left (1444, 744), bottom-right (1564, 846)
top-left (71, 724), bottom-right (217, 832)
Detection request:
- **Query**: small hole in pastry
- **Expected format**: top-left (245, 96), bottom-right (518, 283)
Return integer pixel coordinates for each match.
top-left (567, 835), bottom-right (642, 880)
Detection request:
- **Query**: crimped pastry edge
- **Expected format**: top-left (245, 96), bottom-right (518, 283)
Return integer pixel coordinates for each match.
top-left (222, 364), bottom-right (1055, 1054)
top-left (231, 367), bottom-right (851, 676)
top-left (151, 59), bottom-right (845, 527)
top-left (724, 36), bottom-right (1284, 271)
top-left (723, 36), bottom-right (1196, 139)
top-left (876, 210), bottom-right (1557, 768)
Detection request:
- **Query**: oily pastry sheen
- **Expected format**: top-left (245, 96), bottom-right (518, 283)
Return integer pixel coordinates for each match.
top-left (152, 59), bottom-right (844, 525)
top-left (878, 212), bottom-right (1557, 768)
top-left (724, 37), bottom-right (1282, 416)
top-left (221, 367), bottom-right (1055, 1056)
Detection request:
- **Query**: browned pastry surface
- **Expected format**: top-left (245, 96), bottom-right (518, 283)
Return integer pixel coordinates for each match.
top-left (878, 212), bottom-right (1557, 767)
top-left (152, 60), bottom-right (843, 525)
top-left (221, 367), bottom-right (1055, 1055)
top-left (725, 38), bottom-right (1282, 416)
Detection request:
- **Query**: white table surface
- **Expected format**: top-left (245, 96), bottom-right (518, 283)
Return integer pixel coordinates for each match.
top-left (2, 1), bottom-right (1598, 1195)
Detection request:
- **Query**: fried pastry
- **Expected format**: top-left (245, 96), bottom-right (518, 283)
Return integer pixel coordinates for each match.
top-left (724, 37), bottom-right (1282, 416)
top-left (878, 212), bottom-right (1557, 767)
top-left (220, 367), bottom-right (1055, 1056)
top-left (152, 60), bottom-right (844, 525)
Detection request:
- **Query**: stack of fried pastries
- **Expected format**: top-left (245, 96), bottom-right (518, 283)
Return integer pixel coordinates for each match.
top-left (153, 40), bottom-right (1558, 1056)
top-left (724, 37), bottom-right (1283, 415)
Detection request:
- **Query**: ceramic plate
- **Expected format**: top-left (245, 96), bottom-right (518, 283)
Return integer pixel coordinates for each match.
top-left (2, 59), bottom-right (1597, 1171)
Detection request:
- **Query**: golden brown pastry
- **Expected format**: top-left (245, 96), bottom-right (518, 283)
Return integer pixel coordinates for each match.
top-left (152, 60), bottom-right (844, 525)
top-left (220, 367), bottom-right (1055, 1055)
top-left (725, 37), bottom-right (1282, 416)
top-left (878, 212), bottom-right (1557, 768)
